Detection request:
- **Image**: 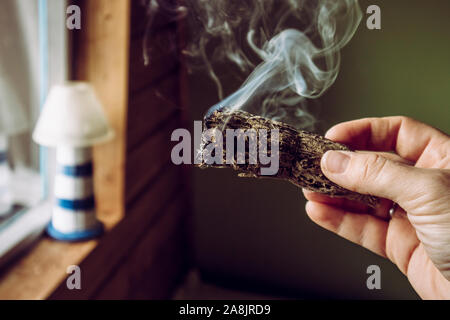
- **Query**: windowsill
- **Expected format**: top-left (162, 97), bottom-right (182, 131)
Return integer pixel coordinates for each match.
top-left (0, 169), bottom-right (47, 266)
top-left (0, 204), bottom-right (122, 300)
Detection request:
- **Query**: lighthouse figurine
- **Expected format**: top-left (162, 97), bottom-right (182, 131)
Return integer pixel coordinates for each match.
top-left (0, 77), bottom-right (29, 216)
top-left (32, 82), bottom-right (114, 241)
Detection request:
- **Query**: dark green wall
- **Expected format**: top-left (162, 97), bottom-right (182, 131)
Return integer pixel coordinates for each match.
top-left (189, 0), bottom-right (449, 299)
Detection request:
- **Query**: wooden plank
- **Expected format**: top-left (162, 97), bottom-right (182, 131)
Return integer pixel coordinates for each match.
top-left (0, 238), bottom-right (97, 300)
top-left (48, 165), bottom-right (183, 299)
top-left (125, 116), bottom-right (180, 204)
top-left (127, 73), bottom-right (181, 152)
top-left (71, 0), bottom-right (130, 220)
top-left (128, 26), bottom-right (180, 95)
top-left (94, 195), bottom-right (188, 299)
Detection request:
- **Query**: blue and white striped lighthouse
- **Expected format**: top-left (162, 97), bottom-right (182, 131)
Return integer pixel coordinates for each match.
top-left (46, 147), bottom-right (103, 241)
top-left (33, 82), bottom-right (114, 241)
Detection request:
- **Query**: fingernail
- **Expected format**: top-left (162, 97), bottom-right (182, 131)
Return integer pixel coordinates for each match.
top-left (323, 151), bottom-right (350, 174)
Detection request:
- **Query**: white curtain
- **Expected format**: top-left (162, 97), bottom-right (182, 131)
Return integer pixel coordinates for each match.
top-left (0, 0), bottom-right (67, 203)
top-left (0, 0), bottom-right (40, 170)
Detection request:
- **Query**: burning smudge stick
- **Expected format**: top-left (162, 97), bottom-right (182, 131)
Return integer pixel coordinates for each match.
top-left (197, 109), bottom-right (379, 208)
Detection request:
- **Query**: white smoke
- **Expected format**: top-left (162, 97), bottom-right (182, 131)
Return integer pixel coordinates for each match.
top-left (142, 0), bottom-right (362, 130)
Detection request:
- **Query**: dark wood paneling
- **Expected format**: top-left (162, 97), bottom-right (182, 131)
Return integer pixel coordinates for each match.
top-left (126, 117), bottom-right (179, 205)
top-left (94, 195), bottom-right (188, 299)
top-left (127, 72), bottom-right (181, 152)
top-left (130, 0), bottom-right (177, 40)
top-left (128, 26), bottom-right (180, 95)
top-left (120, 0), bottom-right (190, 300)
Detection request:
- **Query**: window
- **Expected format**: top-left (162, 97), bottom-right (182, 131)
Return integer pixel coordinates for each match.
top-left (0, 0), bottom-right (68, 264)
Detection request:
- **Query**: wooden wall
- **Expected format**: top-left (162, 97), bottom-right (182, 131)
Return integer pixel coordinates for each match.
top-left (50, 0), bottom-right (191, 299)
top-left (114, 0), bottom-right (191, 299)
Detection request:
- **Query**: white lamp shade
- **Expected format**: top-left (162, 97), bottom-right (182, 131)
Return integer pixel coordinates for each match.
top-left (0, 76), bottom-right (29, 136)
top-left (32, 82), bottom-right (114, 147)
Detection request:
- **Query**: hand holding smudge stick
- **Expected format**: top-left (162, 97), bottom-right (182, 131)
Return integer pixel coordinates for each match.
top-left (197, 109), bottom-right (379, 208)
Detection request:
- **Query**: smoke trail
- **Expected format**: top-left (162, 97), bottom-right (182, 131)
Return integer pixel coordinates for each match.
top-left (142, 0), bottom-right (362, 130)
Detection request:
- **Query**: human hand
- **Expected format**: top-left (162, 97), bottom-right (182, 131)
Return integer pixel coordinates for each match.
top-left (303, 116), bottom-right (450, 299)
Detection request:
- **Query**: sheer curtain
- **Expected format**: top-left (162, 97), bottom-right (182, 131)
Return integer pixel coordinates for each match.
top-left (0, 0), bottom-right (68, 204)
top-left (0, 0), bottom-right (40, 170)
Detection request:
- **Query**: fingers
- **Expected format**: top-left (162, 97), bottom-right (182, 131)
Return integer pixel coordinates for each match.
top-left (303, 188), bottom-right (393, 220)
top-left (303, 150), bottom-right (408, 220)
top-left (302, 189), bottom-right (368, 213)
top-left (320, 150), bottom-right (436, 211)
top-left (325, 116), bottom-right (449, 164)
top-left (305, 201), bottom-right (421, 275)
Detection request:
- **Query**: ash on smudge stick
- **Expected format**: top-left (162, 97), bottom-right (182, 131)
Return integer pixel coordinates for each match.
top-left (197, 109), bottom-right (379, 208)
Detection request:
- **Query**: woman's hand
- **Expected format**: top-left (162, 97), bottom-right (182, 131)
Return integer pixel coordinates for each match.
top-left (303, 116), bottom-right (450, 299)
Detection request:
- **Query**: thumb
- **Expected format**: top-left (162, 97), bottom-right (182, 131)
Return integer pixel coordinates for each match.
top-left (321, 150), bottom-right (436, 211)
